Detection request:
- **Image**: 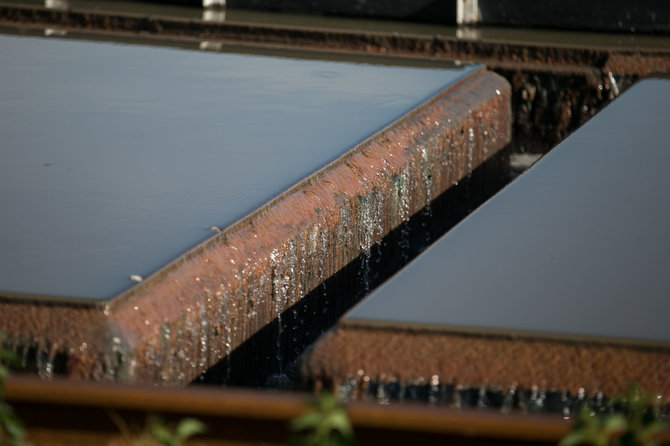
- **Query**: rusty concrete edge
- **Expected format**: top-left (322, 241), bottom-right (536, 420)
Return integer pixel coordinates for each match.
top-left (301, 325), bottom-right (670, 398)
top-left (0, 68), bottom-right (511, 384)
top-left (1, 4), bottom-right (669, 76)
top-left (108, 64), bottom-right (488, 308)
top-left (339, 318), bottom-right (670, 350)
top-left (106, 68), bottom-right (511, 384)
top-left (4, 375), bottom-right (572, 443)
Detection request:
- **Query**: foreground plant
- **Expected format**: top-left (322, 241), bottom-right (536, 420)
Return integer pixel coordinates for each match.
top-left (559, 384), bottom-right (669, 446)
top-left (0, 336), bottom-right (29, 446)
top-left (108, 412), bottom-right (207, 446)
top-left (147, 417), bottom-right (207, 446)
top-left (289, 392), bottom-right (355, 446)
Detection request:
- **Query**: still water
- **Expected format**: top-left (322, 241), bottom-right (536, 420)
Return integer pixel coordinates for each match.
top-left (346, 77), bottom-right (670, 345)
top-left (6, 0), bottom-right (670, 50)
top-left (0, 33), bottom-right (474, 301)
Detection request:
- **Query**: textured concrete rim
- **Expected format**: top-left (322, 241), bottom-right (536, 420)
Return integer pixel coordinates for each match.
top-left (0, 66), bottom-right (511, 384)
top-left (302, 326), bottom-right (670, 401)
top-left (340, 318), bottom-right (670, 350)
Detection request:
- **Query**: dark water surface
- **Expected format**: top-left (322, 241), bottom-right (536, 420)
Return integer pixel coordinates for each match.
top-left (5, 0), bottom-right (670, 50)
top-left (0, 33), bottom-right (475, 301)
top-left (346, 77), bottom-right (670, 345)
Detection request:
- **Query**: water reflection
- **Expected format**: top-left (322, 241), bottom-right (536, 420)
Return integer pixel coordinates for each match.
top-left (203, 0), bottom-right (225, 8)
top-left (199, 40), bottom-right (224, 51)
top-left (44, 0), bottom-right (67, 9)
top-left (203, 9), bottom-right (226, 23)
top-left (44, 28), bottom-right (67, 37)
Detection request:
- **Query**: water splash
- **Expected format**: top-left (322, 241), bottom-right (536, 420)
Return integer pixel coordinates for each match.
top-left (335, 376), bottom-right (642, 416)
top-left (37, 347), bottom-right (54, 380)
top-left (160, 325), bottom-right (172, 382)
top-left (319, 225), bottom-right (329, 315)
top-left (391, 168), bottom-right (411, 263)
top-left (270, 248), bottom-right (286, 374)
top-left (198, 303), bottom-right (208, 369)
top-left (420, 146), bottom-right (433, 244)
top-left (218, 285), bottom-right (232, 384)
top-left (608, 71), bottom-right (620, 97)
top-left (465, 126), bottom-right (476, 211)
top-left (357, 193), bottom-right (378, 295)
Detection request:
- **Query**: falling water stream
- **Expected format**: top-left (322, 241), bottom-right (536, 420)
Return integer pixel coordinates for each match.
top-left (197, 67), bottom-right (630, 391)
top-left (0, 27), bottom-right (632, 389)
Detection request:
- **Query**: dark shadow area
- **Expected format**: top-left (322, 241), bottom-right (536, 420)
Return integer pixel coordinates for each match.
top-left (478, 0), bottom-right (670, 34)
top-left (493, 68), bottom-right (634, 153)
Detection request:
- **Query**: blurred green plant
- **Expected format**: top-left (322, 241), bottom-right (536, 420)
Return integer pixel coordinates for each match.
top-left (289, 392), bottom-right (355, 446)
top-left (108, 411), bottom-right (207, 446)
top-left (0, 334), bottom-right (29, 446)
top-left (559, 384), bottom-right (669, 446)
top-left (147, 417), bottom-right (207, 446)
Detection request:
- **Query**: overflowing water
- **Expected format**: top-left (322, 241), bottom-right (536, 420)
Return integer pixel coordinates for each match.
top-left (0, 26), bottom-right (632, 394)
top-left (334, 373), bottom-right (643, 417)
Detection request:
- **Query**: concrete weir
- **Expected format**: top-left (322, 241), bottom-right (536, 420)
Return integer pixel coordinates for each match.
top-left (0, 35), bottom-right (511, 384)
top-left (301, 77), bottom-right (670, 408)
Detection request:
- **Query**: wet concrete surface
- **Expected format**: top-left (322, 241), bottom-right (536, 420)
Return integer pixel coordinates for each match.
top-left (302, 77), bottom-right (670, 402)
top-left (0, 33), bottom-right (472, 301)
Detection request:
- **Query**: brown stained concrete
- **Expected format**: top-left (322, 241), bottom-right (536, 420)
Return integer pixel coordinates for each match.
top-left (0, 68), bottom-right (511, 385)
top-left (302, 326), bottom-right (670, 399)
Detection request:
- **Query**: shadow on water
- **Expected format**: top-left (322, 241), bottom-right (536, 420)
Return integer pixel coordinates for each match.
top-left (196, 68), bottom-right (631, 389)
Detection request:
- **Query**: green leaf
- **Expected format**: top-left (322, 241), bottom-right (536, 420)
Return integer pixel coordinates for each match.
top-left (637, 420), bottom-right (670, 444)
top-left (0, 365), bottom-right (8, 384)
top-left (290, 412), bottom-right (326, 432)
top-left (175, 418), bottom-right (207, 440)
top-left (559, 429), bottom-right (607, 446)
top-left (150, 420), bottom-right (175, 446)
top-left (603, 414), bottom-right (627, 433)
top-left (0, 350), bottom-right (19, 368)
top-left (324, 412), bottom-right (353, 437)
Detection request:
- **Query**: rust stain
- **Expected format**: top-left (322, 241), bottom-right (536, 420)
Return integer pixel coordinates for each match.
top-left (604, 54), bottom-right (670, 77)
top-left (302, 326), bottom-right (670, 399)
top-left (0, 69), bottom-right (511, 384)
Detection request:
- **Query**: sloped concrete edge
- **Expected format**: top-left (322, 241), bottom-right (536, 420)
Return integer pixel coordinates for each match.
top-left (0, 68), bottom-right (511, 385)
